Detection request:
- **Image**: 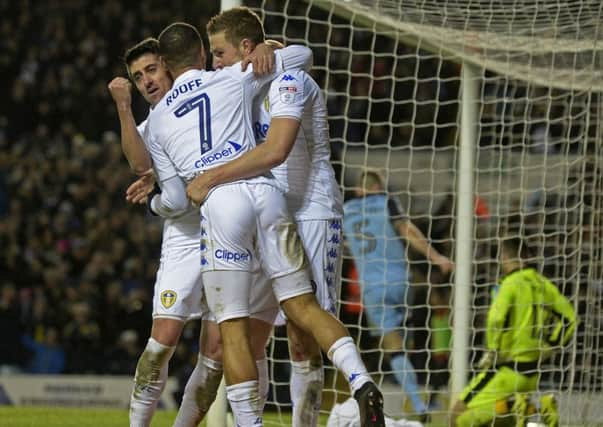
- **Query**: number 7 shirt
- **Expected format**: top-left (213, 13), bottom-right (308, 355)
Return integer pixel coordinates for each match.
top-left (145, 45), bottom-right (312, 202)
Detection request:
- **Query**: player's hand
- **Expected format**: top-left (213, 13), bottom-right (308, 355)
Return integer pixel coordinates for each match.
top-left (108, 77), bottom-right (133, 109)
top-left (241, 42), bottom-right (275, 75)
top-left (476, 350), bottom-right (496, 370)
top-left (126, 174), bottom-right (156, 204)
top-left (434, 255), bottom-right (454, 276)
top-left (186, 174), bottom-right (212, 206)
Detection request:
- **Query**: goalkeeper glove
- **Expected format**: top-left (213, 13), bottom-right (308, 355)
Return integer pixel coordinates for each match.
top-left (476, 350), bottom-right (496, 370)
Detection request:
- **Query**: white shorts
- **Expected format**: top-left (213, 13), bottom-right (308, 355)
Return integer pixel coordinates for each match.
top-left (201, 183), bottom-right (312, 323)
top-left (248, 263), bottom-right (279, 324)
top-left (152, 246), bottom-right (207, 321)
top-left (274, 218), bottom-right (342, 325)
top-left (201, 259), bottom-right (280, 325)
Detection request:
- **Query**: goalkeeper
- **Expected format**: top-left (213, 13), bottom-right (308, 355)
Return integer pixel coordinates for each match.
top-left (450, 236), bottom-right (577, 427)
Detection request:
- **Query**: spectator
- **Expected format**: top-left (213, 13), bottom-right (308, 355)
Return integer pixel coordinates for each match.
top-left (21, 326), bottom-right (65, 374)
top-left (63, 301), bottom-right (102, 374)
top-left (0, 283), bottom-right (26, 373)
top-left (105, 329), bottom-right (140, 375)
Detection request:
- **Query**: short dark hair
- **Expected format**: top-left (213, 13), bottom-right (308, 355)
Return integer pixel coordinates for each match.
top-left (500, 235), bottom-right (531, 260)
top-left (158, 22), bottom-right (203, 71)
top-left (124, 38), bottom-right (160, 75)
top-left (207, 7), bottom-right (265, 46)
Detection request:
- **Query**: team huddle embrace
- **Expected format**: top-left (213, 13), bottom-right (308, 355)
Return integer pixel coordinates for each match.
top-left (109, 6), bottom-right (384, 427)
top-left (108, 6), bottom-right (576, 427)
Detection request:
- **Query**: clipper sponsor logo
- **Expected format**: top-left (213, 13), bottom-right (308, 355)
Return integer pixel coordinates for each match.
top-left (215, 248), bottom-right (252, 263)
top-left (194, 141), bottom-right (242, 168)
top-left (160, 290), bottom-right (177, 308)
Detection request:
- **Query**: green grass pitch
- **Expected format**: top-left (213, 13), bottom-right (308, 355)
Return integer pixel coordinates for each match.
top-left (0, 407), bottom-right (302, 427)
top-left (0, 406), bottom-right (581, 427)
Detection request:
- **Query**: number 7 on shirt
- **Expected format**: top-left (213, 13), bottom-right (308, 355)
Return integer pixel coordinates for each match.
top-left (175, 93), bottom-right (212, 154)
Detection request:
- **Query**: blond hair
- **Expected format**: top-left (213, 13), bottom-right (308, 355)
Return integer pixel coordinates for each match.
top-left (207, 7), bottom-right (265, 46)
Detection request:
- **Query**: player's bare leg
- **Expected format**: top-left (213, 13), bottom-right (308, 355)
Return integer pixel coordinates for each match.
top-left (220, 316), bottom-right (263, 426)
top-left (175, 316), bottom-right (273, 426)
top-left (280, 291), bottom-right (384, 427)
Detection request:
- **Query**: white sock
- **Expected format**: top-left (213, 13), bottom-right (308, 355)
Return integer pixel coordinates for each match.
top-left (256, 358), bottom-right (269, 410)
top-left (226, 380), bottom-right (263, 427)
top-left (291, 359), bottom-right (323, 427)
top-left (129, 338), bottom-right (175, 427)
top-left (173, 354), bottom-right (223, 427)
top-left (327, 336), bottom-right (371, 394)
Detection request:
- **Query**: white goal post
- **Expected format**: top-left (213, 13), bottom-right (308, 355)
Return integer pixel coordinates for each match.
top-left (209, 1), bottom-right (603, 425)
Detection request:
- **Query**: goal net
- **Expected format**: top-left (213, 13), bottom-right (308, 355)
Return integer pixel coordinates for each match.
top-left (245, 0), bottom-right (603, 425)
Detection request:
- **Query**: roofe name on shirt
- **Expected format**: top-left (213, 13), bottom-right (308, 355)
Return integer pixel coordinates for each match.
top-left (166, 78), bottom-right (203, 106)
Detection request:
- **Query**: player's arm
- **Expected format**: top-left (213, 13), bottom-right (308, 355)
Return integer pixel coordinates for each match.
top-left (241, 39), bottom-right (284, 75)
top-left (107, 77), bottom-right (153, 176)
top-left (242, 43), bottom-right (312, 75)
top-left (187, 69), bottom-right (307, 204)
top-left (485, 281), bottom-right (514, 352)
top-left (240, 45), bottom-right (313, 97)
top-left (144, 129), bottom-right (190, 218)
top-left (265, 39), bottom-right (285, 49)
top-left (187, 118), bottom-right (299, 204)
top-left (546, 280), bottom-right (577, 347)
top-left (278, 44), bottom-right (313, 72)
top-left (147, 175), bottom-right (190, 218)
top-left (391, 201), bottom-right (454, 275)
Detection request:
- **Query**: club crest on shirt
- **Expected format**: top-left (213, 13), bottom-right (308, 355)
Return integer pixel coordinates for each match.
top-left (161, 290), bottom-right (177, 308)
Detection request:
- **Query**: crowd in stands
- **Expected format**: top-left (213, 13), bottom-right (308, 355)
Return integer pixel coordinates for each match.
top-left (1, 0), bottom-right (595, 403)
top-left (0, 0), bottom-right (222, 377)
top-left (0, 0), bottom-right (455, 379)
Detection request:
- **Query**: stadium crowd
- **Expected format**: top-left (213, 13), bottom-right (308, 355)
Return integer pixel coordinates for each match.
top-left (0, 0), bottom-right (454, 379)
top-left (0, 0), bottom-right (223, 377)
top-left (1, 0), bottom-right (593, 412)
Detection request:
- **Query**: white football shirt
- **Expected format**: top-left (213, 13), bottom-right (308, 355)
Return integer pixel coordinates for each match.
top-left (146, 46), bottom-right (312, 190)
top-left (252, 69), bottom-right (343, 220)
top-left (137, 118), bottom-right (200, 251)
